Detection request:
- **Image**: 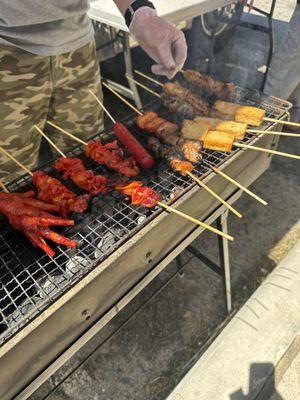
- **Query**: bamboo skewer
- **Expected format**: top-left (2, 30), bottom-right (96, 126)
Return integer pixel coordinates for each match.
top-left (89, 90), bottom-right (117, 124)
top-left (206, 165), bottom-right (267, 206)
top-left (47, 121), bottom-right (88, 146)
top-left (134, 70), bottom-right (164, 87)
top-left (234, 142), bottom-right (300, 160)
top-left (106, 80), bottom-right (267, 206)
top-left (0, 179), bottom-right (9, 193)
top-left (0, 146), bottom-right (33, 176)
top-left (102, 82), bottom-right (143, 116)
top-left (157, 201), bottom-right (233, 241)
top-left (263, 117), bottom-right (300, 128)
top-left (185, 171), bottom-right (242, 218)
top-left (247, 129), bottom-right (300, 138)
top-left (34, 125), bottom-right (66, 158)
top-left (126, 74), bottom-right (161, 98)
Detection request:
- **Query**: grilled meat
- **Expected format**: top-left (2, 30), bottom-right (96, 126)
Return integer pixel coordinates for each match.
top-left (115, 181), bottom-right (161, 208)
top-left (86, 140), bottom-right (139, 178)
top-left (161, 93), bottom-right (196, 119)
top-left (147, 136), bottom-right (194, 175)
top-left (0, 191), bottom-right (76, 257)
top-left (33, 171), bottom-right (89, 217)
top-left (183, 69), bottom-right (235, 99)
top-left (55, 157), bottom-right (108, 195)
top-left (163, 82), bottom-right (210, 115)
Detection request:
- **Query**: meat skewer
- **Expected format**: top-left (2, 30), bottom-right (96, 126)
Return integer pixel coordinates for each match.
top-left (103, 83), bottom-right (268, 206)
top-left (48, 123), bottom-right (235, 239)
top-left (134, 70), bottom-right (300, 130)
top-left (0, 146), bottom-right (89, 216)
top-left (181, 69), bottom-right (235, 100)
top-left (115, 181), bottom-right (233, 241)
top-left (47, 121), bottom-right (140, 178)
top-left (0, 179), bottom-right (77, 257)
top-left (128, 76), bottom-right (300, 160)
top-left (34, 126), bottom-right (108, 195)
top-left (89, 90), bottom-right (154, 169)
top-left (103, 83), bottom-right (243, 218)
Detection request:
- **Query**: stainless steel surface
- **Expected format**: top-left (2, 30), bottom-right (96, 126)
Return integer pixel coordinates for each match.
top-left (0, 92), bottom-right (292, 399)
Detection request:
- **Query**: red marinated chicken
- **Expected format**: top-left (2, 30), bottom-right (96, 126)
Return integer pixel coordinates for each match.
top-left (0, 191), bottom-right (77, 257)
top-left (55, 157), bottom-right (108, 195)
top-left (86, 140), bottom-right (139, 178)
top-left (115, 181), bottom-right (161, 208)
top-left (33, 171), bottom-right (89, 217)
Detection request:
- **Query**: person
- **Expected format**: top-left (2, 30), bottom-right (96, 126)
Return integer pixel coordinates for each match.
top-left (0, 0), bottom-right (187, 184)
top-left (264, 0), bottom-right (300, 123)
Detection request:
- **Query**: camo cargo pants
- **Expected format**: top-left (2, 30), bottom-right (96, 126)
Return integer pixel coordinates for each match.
top-left (0, 40), bottom-right (103, 184)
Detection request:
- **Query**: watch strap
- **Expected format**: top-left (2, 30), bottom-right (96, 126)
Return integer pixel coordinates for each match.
top-left (125, 0), bottom-right (156, 28)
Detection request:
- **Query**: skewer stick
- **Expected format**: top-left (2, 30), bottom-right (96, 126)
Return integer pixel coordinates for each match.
top-left (126, 74), bottom-right (161, 98)
top-left (34, 125), bottom-right (66, 158)
top-left (102, 82), bottom-right (143, 116)
top-left (134, 70), bottom-right (164, 87)
top-left (263, 117), bottom-right (300, 128)
top-left (0, 146), bottom-right (33, 176)
top-left (0, 179), bottom-right (9, 193)
top-left (234, 142), bottom-right (300, 160)
top-left (247, 129), bottom-right (300, 138)
top-left (88, 90), bottom-right (116, 124)
top-left (47, 121), bottom-right (88, 146)
top-left (157, 201), bottom-right (233, 241)
top-left (207, 165), bottom-right (267, 206)
top-left (185, 171), bottom-right (242, 218)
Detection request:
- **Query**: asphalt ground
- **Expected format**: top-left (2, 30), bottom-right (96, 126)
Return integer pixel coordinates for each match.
top-left (30, 10), bottom-right (300, 400)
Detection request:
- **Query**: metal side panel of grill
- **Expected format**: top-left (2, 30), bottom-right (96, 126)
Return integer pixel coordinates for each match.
top-left (0, 131), bottom-right (280, 400)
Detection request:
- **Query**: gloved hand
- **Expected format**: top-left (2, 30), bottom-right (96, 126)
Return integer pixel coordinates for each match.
top-left (129, 7), bottom-right (187, 79)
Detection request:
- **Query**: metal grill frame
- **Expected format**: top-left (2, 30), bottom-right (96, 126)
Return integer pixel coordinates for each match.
top-left (0, 90), bottom-right (293, 400)
top-left (0, 91), bottom-right (292, 346)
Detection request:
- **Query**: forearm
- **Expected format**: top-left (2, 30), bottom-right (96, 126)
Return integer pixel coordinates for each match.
top-left (113, 0), bottom-right (135, 16)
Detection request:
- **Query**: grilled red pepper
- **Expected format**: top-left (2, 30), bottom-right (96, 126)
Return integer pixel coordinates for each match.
top-left (113, 122), bottom-right (154, 169)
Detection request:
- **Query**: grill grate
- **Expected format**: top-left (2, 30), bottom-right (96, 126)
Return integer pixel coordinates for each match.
top-left (0, 91), bottom-right (290, 345)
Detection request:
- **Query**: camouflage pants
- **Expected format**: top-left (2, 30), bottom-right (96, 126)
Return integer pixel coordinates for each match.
top-left (0, 40), bottom-right (103, 184)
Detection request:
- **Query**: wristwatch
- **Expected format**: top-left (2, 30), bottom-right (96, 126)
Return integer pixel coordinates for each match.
top-left (124, 0), bottom-right (156, 28)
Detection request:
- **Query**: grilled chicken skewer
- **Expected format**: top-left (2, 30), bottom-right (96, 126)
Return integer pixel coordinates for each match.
top-left (102, 84), bottom-right (268, 206)
top-left (103, 83), bottom-right (243, 218)
top-left (0, 180), bottom-right (77, 257)
top-left (181, 69), bottom-right (235, 100)
top-left (45, 122), bottom-right (234, 240)
top-left (0, 146), bottom-right (89, 216)
top-left (135, 70), bottom-right (300, 129)
top-left (128, 76), bottom-right (300, 160)
top-left (34, 126), bottom-right (108, 196)
top-left (47, 122), bottom-right (140, 178)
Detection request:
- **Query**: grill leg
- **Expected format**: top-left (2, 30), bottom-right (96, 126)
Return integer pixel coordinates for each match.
top-left (216, 211), bottom-right (232, 314)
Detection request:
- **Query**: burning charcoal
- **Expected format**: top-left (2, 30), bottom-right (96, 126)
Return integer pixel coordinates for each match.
top-left (65, 256), bottom-right (90, 276)
top-left (94, 227), bottom-right (125, 259)
top-left (36, 272), bottom-right (69, 299)
top-left (7, 296), bottom-right (43, 330)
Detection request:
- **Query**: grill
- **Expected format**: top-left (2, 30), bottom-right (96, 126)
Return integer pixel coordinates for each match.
top-left (0, 87), bottom-right (292, 400)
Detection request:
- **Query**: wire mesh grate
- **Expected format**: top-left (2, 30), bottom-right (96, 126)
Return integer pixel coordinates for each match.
top-left (0, 90), bottom-right (290, 345)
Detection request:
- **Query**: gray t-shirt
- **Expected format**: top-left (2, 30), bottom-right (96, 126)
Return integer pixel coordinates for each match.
top-left (0, 1), bottom-right (94, 55)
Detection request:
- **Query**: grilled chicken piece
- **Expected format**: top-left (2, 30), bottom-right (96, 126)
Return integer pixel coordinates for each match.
top-left (203, 131), bottom-right (235, 152)
top-left (147, 137), bottom-right (194, 176)
top-left (161, 93), bottom-right (196, 119)
top-left (183, 69), bottom-right (235, 99)
top-left (181, 119), bottom-right (210, 140)
top-left (181, 140), bottom-right (203, 163)
top-left (163, 82), bottom-right (210, 115)
top-left (136, 111), bottom-right (158, 130)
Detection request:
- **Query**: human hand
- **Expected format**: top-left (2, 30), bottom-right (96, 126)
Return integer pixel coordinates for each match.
top-left (129, 7), bottom-right (187, 79)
